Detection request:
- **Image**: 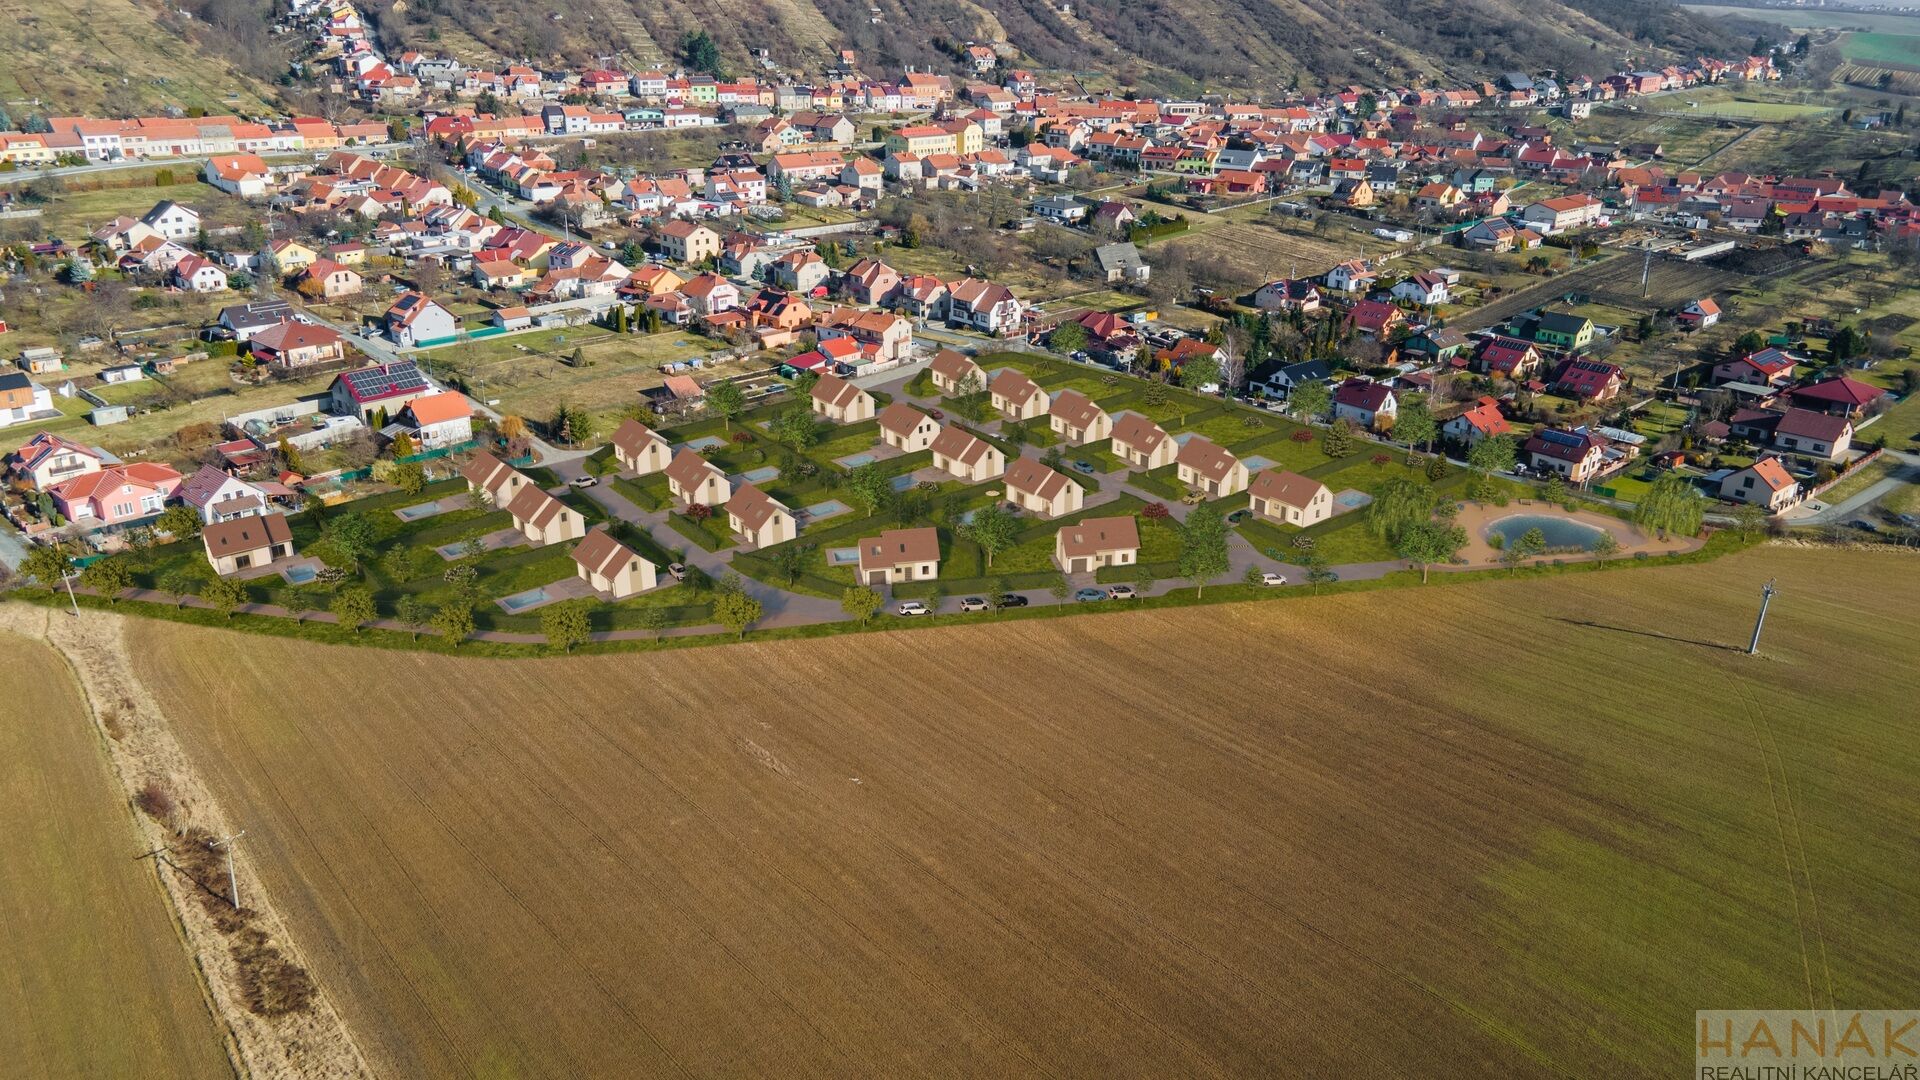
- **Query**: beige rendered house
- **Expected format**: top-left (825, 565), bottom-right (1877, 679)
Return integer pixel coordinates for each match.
top-left (1247, 469), bottom-right (1332, 526)
top-left (1175, 436), bottom-right (1250, 497)
top-left (876, 402), bottom-right (939, 452)
top-left (611, 418), bottom-right (673, 475)
top-left (461, 451), bottom-right (528, 507)
top-left (810, 371), bottom-right (876, 423)
top-left (726, 483), bottom-right (797, 548)
top-left (202, 512), bottom-right (296, 576)
top-left (1004, 456), bottom-right (1085, 517)
top-left (929, 425), bottom-right (1005, 483)
top-left (506, 485), bottom-right (586, 547)
top-left (657, 220), bottom-right (721, 263)
top-left (989, 368), bottom-right (1049, 421)
top-left (1110, 412), bottom-right (1177, 470)
top-left (573, 527), bottom-right (657, 598)
top-left (1048, 389), bottom-right (1112, 444)
top-left (664, 448), bottom-right (732, 506)
top-left (929, 348), bottom-right (983, 395)
top-left (1054, 514), bottom-right (1139, 574)
top-left (855, 526), bottom-right (941, 585)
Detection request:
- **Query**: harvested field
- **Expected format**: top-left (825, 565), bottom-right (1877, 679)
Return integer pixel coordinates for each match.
top-left (1161, 219), bottom-right (1387, 284)
top-left (109, 544), bottom-right (1920, 1077)
top-left (0, 631), bottom-right (232, 1080)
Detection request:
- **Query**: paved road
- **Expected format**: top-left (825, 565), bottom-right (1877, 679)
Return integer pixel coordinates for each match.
top-left (1783, 450), bottom-right (1917, 525)
top-left (0, 143), bottom-right (413, 184)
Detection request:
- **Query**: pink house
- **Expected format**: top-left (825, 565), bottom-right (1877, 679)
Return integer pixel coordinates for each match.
top-left (49, 462), bottom-right (183, 528)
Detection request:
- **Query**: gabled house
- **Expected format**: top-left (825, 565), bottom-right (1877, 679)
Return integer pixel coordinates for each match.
top-left (943, 278), bottom-right (1024, 336)
top-left (1333, 378), bottom-right (1398, 430)
top-left (855, 526), bottom-right (941, 585)
top-left (170, 255), bottom-right (229, 293)
top-left (726, 483), bottom-right (796, 548)
top-left (1054, 515), bottom-right (1139, 574)
top-left (1548, 357), bottom-right (1621, 401)
top-left (177, 463), bottom-right (270, 525)
top-left (611, 418), bottom-right (672, 475)
top-left (506, 484), bottom-right (586, 547)
top-left (1719, 457), bottom-right (1799, 513)
top-left (664, 448), bottom-right (731, 506)
top-left (49, 462), bottom-right (182, 529)
top-left (1443, 397), bottom-right (1511, 445)
top-left (392, 392), bottom-right (473, 450)
top-left (841, 257), bottom-right (900, 305)
top-left (928, 348), bottom-right (983, 395)
top-left (1771, 409), bottom-right (1852, 462)
top-left (1110, 412), bottom-right (1176, 469)
top-left (1247, 469), bottom-right (1332, 527)
top-left (1786, 376), bottom-right (1885, 418)
top-left (1391, 271), bottom-right (1451, 306)
top-left (202, 512), bottom-right (296, 576)
top-left (876, 402), bottom-right (939, 452)
top-left (1677, 297), bottom-right (1721, 329)
top-left (810, 371), bottom-right (875, 423)
top-left (929, 425), bottom-right (1005, 483)
top-left (250, 320), bottom-right (347, 370)
top-left (1048, 389), bottom-right (1111, 444)
top-left (1004, 456), bottom-right (1084, 517)
top-left (1345, 299), bottom-right (1405, 337)
top-left (656, 220), bottom-right (721, 263)
top-left (384, 292), bottom-right (459, 347)
top-left (6, 431), bottom-right (101, 491)
top-left (1476, 335), bottom-right (1543, 380)
top-left (462, 451), bottom-right (528, 506)
top-left (1711, 348), bottom-right (1796, 388)
top-left (573, 528), bottom-right (657, 598)
top-left (329, 360), bottom-right (431, 420)
top-left (1533, 310), bottom-right (1595, 352)
top-left (1524, 427), bottom-right (1608, 483)
top-left (988, 368), bottom-right (1049, 421)
top-left (1175, 436), bottom-right (1250, 497)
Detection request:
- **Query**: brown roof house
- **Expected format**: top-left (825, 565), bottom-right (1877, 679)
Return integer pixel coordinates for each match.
top-left (611, 418), bottom-right (673, 475)
top-left (1247, 469), bottom-right (1332, 527)
top-left (202, 512), bottom-right (296, 576)
top-left (928, 348), bottom-right (983, 396)
top-left (1004, 456), bottom-right (1085, 518)
top-left (988, 368), bottom-right (1050, 422)
top-left (573, 527), bottom-right (657, 598)
top-left (726, 483), bottom-right (797, 549)
top-left (1175, 436), bottom-right (1250, 498)
top-left (876, 402), bottom-right (939, 452)
top-left (1054, 515), bottom-right (1139, 574)
top-left (809, 371), bottom-right (876, 424)
top-left (1110, 412), bottom-right (1176, 470)
top-left (929, 425), bottom-right (1005, 483)
top-left (506, 485), bottom-right (586, 547)
top-left (1047, 389), bottom-right (1112, 445)
top-left (855, 526), bottom-right (941, 585)
top-left (461, 451), bottom-right (528, 507)
top-left (664, 448), bottom-right (732, 506)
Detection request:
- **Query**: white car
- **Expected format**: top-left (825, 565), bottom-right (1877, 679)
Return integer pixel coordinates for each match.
top-left (958, 596), bottom-right (990, 612)
top-left (896, 600), bottom-right (931, 617)
top-left (568, 475), bottom-right (597, 488)
top-left (1260, 572), bottom-right (1288, 587)
top-left (1107, 585), bottom-right (1138, 599)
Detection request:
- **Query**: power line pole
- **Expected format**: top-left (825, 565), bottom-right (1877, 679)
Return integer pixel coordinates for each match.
top-left (1748, 578), bottom-right (1777, 656)
top-left (210, 830), bottom-right (246, 908)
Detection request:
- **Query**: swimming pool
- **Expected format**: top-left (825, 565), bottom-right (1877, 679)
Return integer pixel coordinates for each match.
top-left (1486, 513), bottom-right (1607, 551)
top-left (1334, 489), bottom-right (1372, 510)
top-left (1240, 455), bottom-right (1276, 471)
top-left (436, 542), bottom-right (469, 559)
top-left (827, 547), bottom-right (861, 565)
top-left (835, 451), bottom-right (878, 468)
top-left (394, 500), bottom-right (443, 520)
top-left (801, 499), bottom-right (850, 520)
top-left (738, 466), bottom-right (779, 484)
top-left (683, 436), bottom-right (726, 452)
top-left (498, 586), bottom-right (551, 612)
top-left (282, 565), bottom-right (317, 584)
top-left (889, 474), bottom-right (917, 491)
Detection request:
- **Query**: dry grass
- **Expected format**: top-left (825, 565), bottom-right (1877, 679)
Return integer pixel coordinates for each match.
top-left (113, 544), bottom-right (1920, 1077)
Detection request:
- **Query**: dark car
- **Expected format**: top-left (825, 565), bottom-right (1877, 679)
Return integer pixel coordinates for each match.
top-left (997, 593), bottom-right (1030, 608)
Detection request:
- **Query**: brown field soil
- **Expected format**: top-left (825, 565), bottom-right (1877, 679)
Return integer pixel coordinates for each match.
top-left (0, 630), bottom-right (233, 1080)
top-left (108, 543), bottom-right (1920, 1077)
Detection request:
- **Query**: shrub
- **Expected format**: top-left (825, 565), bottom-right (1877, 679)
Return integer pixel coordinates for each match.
top-left (1290, 430), bottom-right (1314, 443)
top-left (687, 503), bottom-right (712, 522)
top-left (1371, 453), bottom-right (1392, 465)
top-left (133, 779), bottom-right (175, 823)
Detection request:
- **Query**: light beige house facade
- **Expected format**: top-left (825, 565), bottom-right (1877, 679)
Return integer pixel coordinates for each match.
top-left (202, 512), bottom-right (296, 576)
top-left (573, 528), bottom-right (657, 597)
top-left (506, 485), bottom-right (587, 547)
top-left (611, 418), bottom-right (672, 475)
top-left (461, 451), bottom-right (529, 507)
top-left (1054, 515), bottom-right (1139, 574)
top-left (928, 348), bottom-right (983, 395)
top-left (1110, 412), bottom-right (1177, 470)
top-left (1004, 456), bottom-right (1084, 517)
top-left (726, 483), bottom-right (797, 548)
top-left (1247, 469), bottom-right (1332, 526)
top-left (1719, 457), bottom-right (1800, 513)
top-left (1048, 389), bottom-right (1112, 444)
top-left (876, 402), bottom-right (939, 452)
top-left (1175, 436), bottom-right (1250, 497)
top-left (988, 368), bottom-right (1049, 421)
top-left (664, 448), bottom-right (732, 506)
top-left (855, 526), bottom-right (941, 585)
top-left (929, 425), bottom-right (1005, 483)
top-left (810, 371), bottom-right (876, 423)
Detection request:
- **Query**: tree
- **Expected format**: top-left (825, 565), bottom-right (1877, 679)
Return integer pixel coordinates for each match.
top-left (1304, 554), bottom-right (1337, 592)
top-left (841, 586), bottom-right (883, 626)
top-left (331, 586), bottom-right (377, 633)
top-left (1180, 353), bottom-right (1222, 397)
top-left (389, 431), bottom-right (417, 459)
top-left (954, 371), bottom-right (987, 422)
top-left (1732, 502), bottom-right (1769, 539)
top-left (20, 543), bottom-right (72, 590)
top-left (1467, 434), bottom-right (1517, 480)
top-left (706, 380), bottom-right (747, 431)
top-left (395, 595), bottom-right (432, 640)
top-left (203, 577), bottom-right (248, 619)
top-left (1367, 476), bottom-right (1438, 545)
top-left (432, 604), bottom-right (475, 646)
top-left (1136, 568), bottom-right (1158, 597)
top-left (1734, 329), bottom-right (1767, 355)
top-left (157, 503), bottom-right (202, 539)
top-left (1395, 520), bottom-right (1466, 583)
top-left (1633, 473), bottom-right (1704, 540)
top-left (680, 29), bottom-right (725, 75)
top-left (1048, 574), bottom-right (1072, 605)
top-left (846, 463), bottom-right (893, 518)
top-left (443, 562), bottom-right (479, 601)
top-left (157, 569), bottom-right (200, 608)
top-left (1394, 398), bottom-right (1436, 460)
top-left (1178, 502), bottom-right (1231, 597)
top-left (323, 512), bottom-right (376, 571)
top-left (1290, 380), bottom-right (1331, 420)
top-left (713, 583), bottom-right (763, 639)
top-left (1590, 530), bottom-right (1622, 561)
top-left (79, 557), bottom-right (132, 602)
top-left (1322, 419), bottom-right (1354, 458)
top-left (542, 602), bottom-right (593, 652)
top-left (391, 460), bottom-right (427, 495)
top-left (770, 402), bottom-right (823, 450)
top-left (636, 606), bottom-right (669, 641)
top-left (960, 503), bottom-right (1018, 568)
top-left (1049, 320), bottom-right (1089, 354)
top-left (767, 541), bottom-right (815, 586)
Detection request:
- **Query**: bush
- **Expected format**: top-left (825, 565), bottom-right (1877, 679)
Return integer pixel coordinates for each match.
top-left (133, 779), bottom-right (175, 823)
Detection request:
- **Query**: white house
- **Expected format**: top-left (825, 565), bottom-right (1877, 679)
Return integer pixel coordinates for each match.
top-left (141, 200), bottom-right (201, 241)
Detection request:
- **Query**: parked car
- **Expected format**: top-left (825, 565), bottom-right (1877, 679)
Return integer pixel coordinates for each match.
top-left (568, 475), bottom-right (598, 488)
top-left (667, 563), bottom-right (687, 580)
top-left (1260, 572), bottom-right (1288, 587)
top-left (959, 596), bottom-right (989, 612)
top-left (1226, 508), bottom-right (1249, 523)
top-left (897, 599), bottom-right (931, 616)
top-left (1073, 588), bottom-right (1106, 603)
top-left (1107, 585), bottom-right (1138, 599)
top-left (927, 408), bottom-right (944, 420)
top-left (997, 593), bottom-right (1029, 608)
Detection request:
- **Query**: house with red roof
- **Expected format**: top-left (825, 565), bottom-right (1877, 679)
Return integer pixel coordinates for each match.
top-left (1548, 358), bottom-right (1623, 401)
top-left (1442, 397), bottom-right (1511, 445)
top-left (1719, 457), bottom-right (1800, 513)
top-left (1711, 348), bottom-right (1797, 388)
top-left (1786, 376), bottom-right (1885, 417)
top-left (1332, 378), bottom-right (1398, 430)
top-left (1344, 299), bottom-right (1405, 337)
top-left (391, 391), bottom-right (474, 449)
top-left (1676, 297), bottom-right (1721, 329)
top-left (7, 431), bottom-right (102, 491)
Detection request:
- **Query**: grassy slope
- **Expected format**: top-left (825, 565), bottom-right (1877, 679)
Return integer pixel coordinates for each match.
top-left (0, 0), bottom-right (278, 116)
top-left (0, 634), bottom-right (231, 1080)
top-left (118, 544), bottom-right (1919, 1076)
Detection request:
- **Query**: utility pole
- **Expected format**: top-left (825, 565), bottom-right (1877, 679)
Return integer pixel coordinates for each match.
top-left (1748, 578), bottom-right (1777, 656)
top-left (210, 830), bottom-right (246, 908)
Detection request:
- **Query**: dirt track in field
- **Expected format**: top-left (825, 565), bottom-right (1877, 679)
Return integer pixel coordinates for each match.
top-left (118, 545), bottom-right (1920, 1077)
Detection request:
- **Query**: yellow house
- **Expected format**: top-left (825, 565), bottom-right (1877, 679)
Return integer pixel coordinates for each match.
top-left (573, 528), bottom-right (657, 598)
top-left (1247, 469), bottom-right (1332, 527)
top-left (885, 125), bottom-right (958, 157)
top-left (267, 239), bottom-right (319, 273)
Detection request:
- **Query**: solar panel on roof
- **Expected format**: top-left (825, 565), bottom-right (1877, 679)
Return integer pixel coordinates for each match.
top-left (1540, 429), bottom-right (1583, 447)
top-left (344, 361), bottom-right (425, 400)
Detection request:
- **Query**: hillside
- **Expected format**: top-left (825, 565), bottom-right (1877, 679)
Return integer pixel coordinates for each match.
top-left (45, 543), bottom-right (1914, 1076)
top-left (0, 0), bottom-right (285, 118)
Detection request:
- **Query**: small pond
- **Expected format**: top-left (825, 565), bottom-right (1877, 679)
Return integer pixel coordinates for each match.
top-left (1486, 513), bottom-right (1607, 552)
